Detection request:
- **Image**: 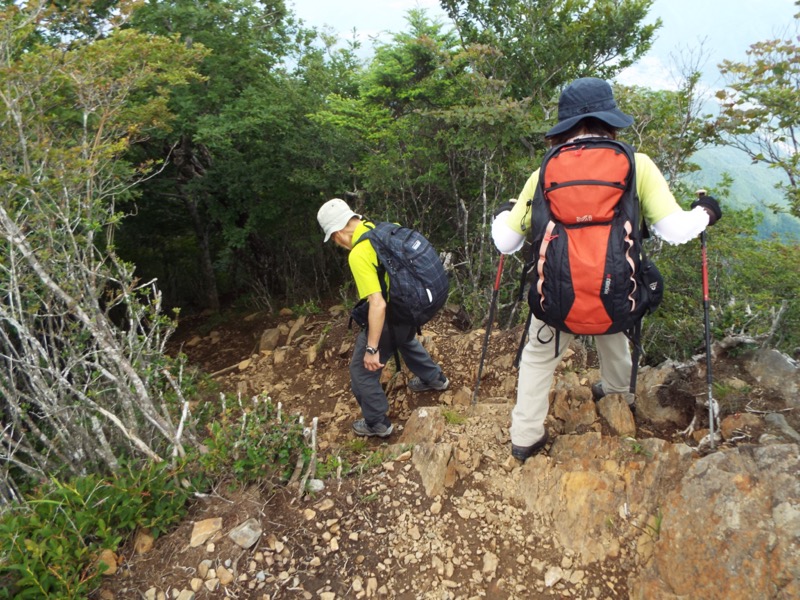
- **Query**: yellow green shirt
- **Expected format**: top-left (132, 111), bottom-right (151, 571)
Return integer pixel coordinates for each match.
top-left (348, 221), bottom-right (390, 300)
top-left (506, 152), bottom-right (681, 235)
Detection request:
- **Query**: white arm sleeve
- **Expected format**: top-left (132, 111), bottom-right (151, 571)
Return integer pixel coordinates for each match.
top-left (492, 211), bottom-right (525, 254)
top-left (650, 207), bottom-right (710, 245)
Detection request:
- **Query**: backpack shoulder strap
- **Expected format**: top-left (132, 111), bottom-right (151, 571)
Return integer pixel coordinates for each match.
top-left (352, 220), bottom-right (376, 247)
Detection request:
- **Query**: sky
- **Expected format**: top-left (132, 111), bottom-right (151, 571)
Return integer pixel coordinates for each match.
top-left (288, 0), bottom-right (797, 91)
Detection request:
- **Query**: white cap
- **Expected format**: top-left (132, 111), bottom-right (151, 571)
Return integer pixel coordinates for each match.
top-left (317, 198), bottom-right (359, 242)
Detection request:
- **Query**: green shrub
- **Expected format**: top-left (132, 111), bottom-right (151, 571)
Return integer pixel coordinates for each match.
top-left (0, 461), bottom-right (194, 599)
top-left (196, 393), bottom-right (310, 484)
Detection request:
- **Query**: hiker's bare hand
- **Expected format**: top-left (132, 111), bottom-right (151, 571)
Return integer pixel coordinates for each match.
top-left (364, 353), bottom-right (384, 371)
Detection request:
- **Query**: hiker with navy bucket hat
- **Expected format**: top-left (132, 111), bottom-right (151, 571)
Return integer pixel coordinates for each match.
top-left (492, 77), bottom-right (722, 462)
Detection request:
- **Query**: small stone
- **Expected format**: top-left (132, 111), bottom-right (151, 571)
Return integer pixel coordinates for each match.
top-left (190, 518), bottom-right (222, 548)
top-left (217, 566), bottom-right (234, 586)
top-left (97, 549), bottom-right (118, 576)
top-left (197, 560), bottom-right (212, 578)
top-left (317, 498), bottom-right (335, 511)
top-left (430, 502), bottom-right (442, 515)
top-left (204, 578), bottom-right (219, 592)
top-left (228, 518), bottom-right (263, 549)
top-left (134, 531), bottom-right (155, 555)
top-left (544, 566), bottom-right (564, 587)
top-left (190, 578), bottom-right (203, 592)
top-left (366, 578), bottom-right (378, 595)
top-left (306, 479), bottom-right (325, 493)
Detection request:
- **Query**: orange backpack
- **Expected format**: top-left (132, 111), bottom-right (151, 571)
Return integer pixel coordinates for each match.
top-left (521, 138), bottom-right (663, 390)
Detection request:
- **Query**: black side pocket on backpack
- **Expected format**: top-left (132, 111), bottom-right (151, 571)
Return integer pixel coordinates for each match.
top-left (349, 299), bottom-right (369, 329)
top-left (640, 257), bottom-right (663, 314)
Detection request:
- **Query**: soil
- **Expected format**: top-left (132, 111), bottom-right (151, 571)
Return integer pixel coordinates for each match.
top-left (94, 303), bottom-right (796, 600)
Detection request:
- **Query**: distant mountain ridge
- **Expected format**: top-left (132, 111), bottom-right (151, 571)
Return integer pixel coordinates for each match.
top-left (688, 145), bottom-right (800, 241)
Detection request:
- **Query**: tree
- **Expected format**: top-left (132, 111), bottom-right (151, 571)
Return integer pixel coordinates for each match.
top-left (125, 0), bottom-right (295, 311)
top-left (714, 14), bottom-right (800, 218)
top-left (439, 0), bottom-right (659, 103)
top-left (615, 62), bottom-right (716, 184)
top-left (0, 1), bottom-right (203, 500)
top-left (312, 10), bottom-right (538, 318)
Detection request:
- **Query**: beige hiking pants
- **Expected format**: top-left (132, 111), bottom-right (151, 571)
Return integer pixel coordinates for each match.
top-left (511, 317), bottom-right (632, 447)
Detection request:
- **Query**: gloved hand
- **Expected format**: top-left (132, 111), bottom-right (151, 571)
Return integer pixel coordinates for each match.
top-left (492, 199), bottom-right (517, 220)
top-left (691, 195), bottom-right (722, 226)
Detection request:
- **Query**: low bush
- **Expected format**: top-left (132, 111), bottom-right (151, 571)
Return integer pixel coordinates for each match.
top-left (0, 461), bottom-right (195, 599)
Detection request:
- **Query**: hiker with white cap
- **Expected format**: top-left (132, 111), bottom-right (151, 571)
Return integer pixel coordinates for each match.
top-left (317, 198), bottom-right (449, 438)
top-left (492, 77), bottom-right (722, 462)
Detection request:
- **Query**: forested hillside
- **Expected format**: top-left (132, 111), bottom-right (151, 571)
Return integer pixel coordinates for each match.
top-left (1, 1), bottom-right (799, 597)
top-left (690, 145), bottom-right (800, 240)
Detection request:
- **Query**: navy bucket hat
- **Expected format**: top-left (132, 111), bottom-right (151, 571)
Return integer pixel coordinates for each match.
top-left (545, 77), bottom-right (634, 139)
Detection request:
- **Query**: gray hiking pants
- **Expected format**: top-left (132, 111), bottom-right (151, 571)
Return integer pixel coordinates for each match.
top-left (513, 317), bottom-right (632, 446)
top-left (350, 322), bottom-right (443, 427)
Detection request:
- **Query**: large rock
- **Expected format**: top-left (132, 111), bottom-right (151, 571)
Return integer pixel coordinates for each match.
top-left (259, 328), bottom-right (281, 353)
top-left (411, 443), bottom-right (456, 498)
top-left (597, 394), bottom-right (636, 437)
top-left (636, 362), bottom-right (692, 427)
top-left (630, 443), bottom-right (800, 599)
top-left (517, 433), bottom-right (694, 563)
top-left (399, 406), bottom-right (446, 445)
top-left (744, 349), bottom-right (800, 407)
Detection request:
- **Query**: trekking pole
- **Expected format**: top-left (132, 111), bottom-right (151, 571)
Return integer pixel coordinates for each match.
top-left (472, 253), bottom-right (505, 406)
top-left (696, 189), bottom-right (717, 448)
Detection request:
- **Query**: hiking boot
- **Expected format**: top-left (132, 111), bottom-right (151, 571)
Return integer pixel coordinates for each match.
top-left (352, 419), bottom-right (394, 438)
top-left (408, 373), bottom-right (450, 393)
top-left (511, 431), bottom-right (549, 462)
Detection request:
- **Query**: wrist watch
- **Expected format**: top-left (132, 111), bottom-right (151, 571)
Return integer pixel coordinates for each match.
top-left (365, 346), bottom-right (379, 355)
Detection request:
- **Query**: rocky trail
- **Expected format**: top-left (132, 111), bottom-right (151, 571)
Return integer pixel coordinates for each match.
top-left (95, 305), bottom-right (800, 600)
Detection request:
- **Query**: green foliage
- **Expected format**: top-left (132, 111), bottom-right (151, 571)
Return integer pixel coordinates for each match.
top-left (624, 437), bottom-right (652, 458)
top-left (0, 1), bottom-right (207, 485)
top-left (616, 77), bottom-right (714, 182)
top-left (315, 452), bottom-right (352, 479)
top-left (344, 438), bottom-right (370, 454)
top-left (688, 146), bottom-right (800, 241)
top-left (643, 187), bottom-right (800, 364)
top-left (439, 0), bottom-right (659, 101)
top-left (715, 16), bottom-right (800, 219)
top-left (293, 299), bottom-right (323, 316)
top-left (196, 394), bottom-right (310, 484)
top-left (442, 408), bottom-right (467, 425)
top-left (0, 461), bottom-right (193, 599)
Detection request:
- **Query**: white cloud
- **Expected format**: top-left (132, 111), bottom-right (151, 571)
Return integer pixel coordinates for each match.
top-left (616, 56), bottom-right (680, 91)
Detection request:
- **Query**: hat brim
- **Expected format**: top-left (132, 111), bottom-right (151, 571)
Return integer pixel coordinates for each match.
top-left (322, 211), bottom-right (359, 242)
top-left (545, 109), bottom-right (634, 139)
